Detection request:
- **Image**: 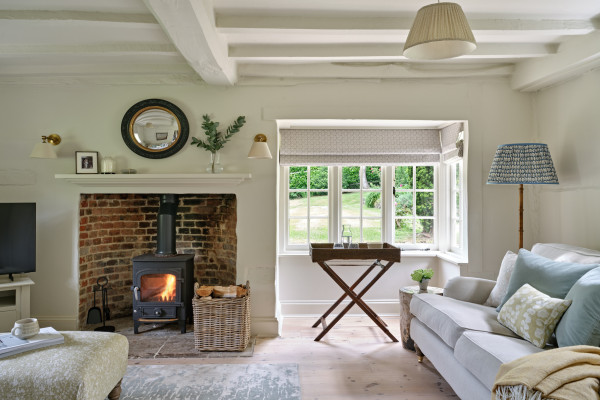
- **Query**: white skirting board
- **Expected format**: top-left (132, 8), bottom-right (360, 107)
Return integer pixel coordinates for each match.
top-left (279, 299), bottom-right (401, 317)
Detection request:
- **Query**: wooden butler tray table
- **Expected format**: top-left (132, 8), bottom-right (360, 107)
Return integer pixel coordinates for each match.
top-left (309, 243), bottom-right (401, 342)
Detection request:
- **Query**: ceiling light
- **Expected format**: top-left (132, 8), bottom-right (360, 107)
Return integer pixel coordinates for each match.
top-left (403, 2), bottom-right (476, 60)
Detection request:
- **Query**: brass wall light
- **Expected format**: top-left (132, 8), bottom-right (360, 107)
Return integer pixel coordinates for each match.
top-left (30, 134), bottom-right (62, 158)
top-left (248, 134), bottom-right (272, 159)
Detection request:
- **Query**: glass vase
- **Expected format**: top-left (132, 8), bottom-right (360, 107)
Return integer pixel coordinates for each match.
top-left (341, 224), bottom-right (352, 248)
top-left (206, 151), bottom-right (223, 173)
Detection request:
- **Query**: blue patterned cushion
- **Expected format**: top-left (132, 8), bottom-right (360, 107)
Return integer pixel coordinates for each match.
top-left (497, 249), bottom-right (598, 311)
top-left (556, 267), bottom-right (600, 347)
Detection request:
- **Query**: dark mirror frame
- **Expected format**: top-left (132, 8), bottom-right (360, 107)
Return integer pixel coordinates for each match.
top-left (121, 98), bottom-right (189, 159)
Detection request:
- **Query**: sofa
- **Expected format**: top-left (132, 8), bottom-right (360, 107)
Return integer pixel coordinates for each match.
top-left (409, 243), bottom-right (600, 400)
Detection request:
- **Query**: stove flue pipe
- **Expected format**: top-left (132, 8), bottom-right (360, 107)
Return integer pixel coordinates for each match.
top-left (156, 194), bottom-right (178, 256)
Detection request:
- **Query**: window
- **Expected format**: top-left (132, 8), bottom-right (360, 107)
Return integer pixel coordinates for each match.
top-left (394, 166), bottom-right (436, 245)
top-left (278, 122), bottom-right (467, 254)
top-left (341, 166), bottom-right (382, 242)
top-left (449, 160), bottom-right (464, 253)
top-left (288, 166), bottom-right (329, 246)
top-left (282, 164), bottom-right (437, 250)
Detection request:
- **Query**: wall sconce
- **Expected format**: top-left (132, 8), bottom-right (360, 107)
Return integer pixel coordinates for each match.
top-left (248, 134), bottom-right (272, 159)
top-left (30, 134), bottom-right (62, 159)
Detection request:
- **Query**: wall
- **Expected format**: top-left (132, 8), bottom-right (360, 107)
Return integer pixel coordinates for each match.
top-left (0, 78), bottom-right (533, 334)
top-left (533, 69), bottom-right (600, 249)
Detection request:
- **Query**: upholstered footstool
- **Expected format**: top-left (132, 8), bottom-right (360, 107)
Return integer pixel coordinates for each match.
top-left (0, 331), bottom-right (128, 400)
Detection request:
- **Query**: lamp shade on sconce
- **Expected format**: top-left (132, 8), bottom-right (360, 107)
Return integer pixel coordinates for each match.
top-left (403, 2), bottom-right (476, 60)
top-left (248, 134), bottom-right (272, 159)
top-left (30, 134), bottom-right (61, 159)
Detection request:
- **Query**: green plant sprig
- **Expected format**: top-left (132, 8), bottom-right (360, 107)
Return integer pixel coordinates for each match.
top-left (410, 268), bottom-right (434, 282)
top-left (190, 114), bottom-right (246, 152)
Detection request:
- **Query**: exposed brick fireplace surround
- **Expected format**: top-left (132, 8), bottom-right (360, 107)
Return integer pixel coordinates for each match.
top-left (78, 193), bottom-right (237, 328)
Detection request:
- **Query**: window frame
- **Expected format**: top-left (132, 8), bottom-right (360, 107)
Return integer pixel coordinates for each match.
top-left (392, 165), bottom-right (438, 249)
top-left (281, 164), bottom-right (440, 252)
top-left (448, 160), bottom-right (465, 255)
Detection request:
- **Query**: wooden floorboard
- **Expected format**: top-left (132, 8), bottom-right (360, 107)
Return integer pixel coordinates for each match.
top-left (129, 316), bottom-right (458, 399)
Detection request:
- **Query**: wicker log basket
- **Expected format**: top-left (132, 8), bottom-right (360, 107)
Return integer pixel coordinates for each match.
top-left (192, 281), bottom-right (251, 351)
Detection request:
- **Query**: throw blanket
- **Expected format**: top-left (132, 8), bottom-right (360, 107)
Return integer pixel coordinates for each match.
top-left (492, 345), bottom-right (600, 400)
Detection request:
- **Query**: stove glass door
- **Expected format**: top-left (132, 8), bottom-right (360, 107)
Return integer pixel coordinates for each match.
top-left (140, 273), bottom-right (177, 302)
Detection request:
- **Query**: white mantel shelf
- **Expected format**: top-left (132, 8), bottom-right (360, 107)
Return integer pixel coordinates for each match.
top-left (54, 173), bottom-right (252, 187)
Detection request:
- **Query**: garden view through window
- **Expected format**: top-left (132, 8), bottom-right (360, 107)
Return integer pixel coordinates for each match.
top-left (287, 165), bottom-right (435, 248)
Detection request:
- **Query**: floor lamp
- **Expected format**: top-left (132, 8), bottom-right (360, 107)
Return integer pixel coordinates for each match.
top-left (487, 143), bottom-right (559, 250)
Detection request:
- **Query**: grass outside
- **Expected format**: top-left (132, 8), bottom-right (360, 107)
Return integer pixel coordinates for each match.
top-left (288, 192), bottom-right (433, 244)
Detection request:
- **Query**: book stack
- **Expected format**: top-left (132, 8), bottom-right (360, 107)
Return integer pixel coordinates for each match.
top-left (0, 327), bottom-right (64, 359)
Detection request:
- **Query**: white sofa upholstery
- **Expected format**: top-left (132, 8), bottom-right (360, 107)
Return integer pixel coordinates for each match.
top-left (410, 243), bottom-right (600, 400)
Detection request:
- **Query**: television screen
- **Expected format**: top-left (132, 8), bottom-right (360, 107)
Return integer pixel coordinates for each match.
top-left (0, 203), bottom-right (36, 278)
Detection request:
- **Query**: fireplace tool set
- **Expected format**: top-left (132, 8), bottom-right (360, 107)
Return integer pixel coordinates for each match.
top-left (87, 276), bottom-right (115, 332)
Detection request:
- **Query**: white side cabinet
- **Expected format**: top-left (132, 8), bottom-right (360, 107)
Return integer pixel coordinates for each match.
top-left (0, 277), bottom-right (34, 332)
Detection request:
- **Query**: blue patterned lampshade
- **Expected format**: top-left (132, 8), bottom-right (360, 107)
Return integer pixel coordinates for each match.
top-left (487, 143), bottom-right (559, 185)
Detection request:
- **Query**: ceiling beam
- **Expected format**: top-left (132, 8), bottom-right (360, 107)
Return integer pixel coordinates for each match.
top-left (238, 62), bottom-right (513, 80)
top-left (230, 43), bottom-right (554, 60)
top-left (511, 31), bottom-right (600, 91)
top-left (0, 43), bottom-right (178, 55)
top-left (144, 0), bottom-right (236, 85)
top-left (0, 10), bottom-right (156, 24)
top-left (217, 14), bottom-right (597, 35)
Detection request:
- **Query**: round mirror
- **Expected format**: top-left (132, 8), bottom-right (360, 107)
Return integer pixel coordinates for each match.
top-left (121, 99), bottom-right (189, 159)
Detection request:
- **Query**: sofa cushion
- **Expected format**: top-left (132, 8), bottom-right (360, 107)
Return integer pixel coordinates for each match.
top-left (454, 331), bottom-right (544, 391)
top-left (410, 294), bottom-right (518, 348)
top-left (497, 249), bottom-right (598, 311)
top-left (484, 250), bottom-right (518, 307)
top-left (497, 283), bottom-right (572, 348)
top-left (556, 267), bottom-right (600, 347)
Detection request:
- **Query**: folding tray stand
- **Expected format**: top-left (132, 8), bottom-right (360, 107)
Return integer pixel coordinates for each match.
top-left (309, 243), bottom-right (401, 342)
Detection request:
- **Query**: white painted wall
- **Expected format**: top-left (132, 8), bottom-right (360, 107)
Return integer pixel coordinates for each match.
top-left (533, 69), bottom-right (600, 250)
top-left (0, 78), bottom-right (534, 335)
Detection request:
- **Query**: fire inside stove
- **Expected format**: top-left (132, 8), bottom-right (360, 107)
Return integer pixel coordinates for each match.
top-left (140, 273), bottom-right (177, 302)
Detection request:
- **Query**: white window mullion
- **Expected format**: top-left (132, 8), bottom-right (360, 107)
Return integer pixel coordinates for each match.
top-left (330, 166), bottom-right (340, 243)
top-left (381, 166), bottom-right (393, 244)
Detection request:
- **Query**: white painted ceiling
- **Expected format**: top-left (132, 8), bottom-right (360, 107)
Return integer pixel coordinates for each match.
top-left (2, 0), bottom-right (600, 91)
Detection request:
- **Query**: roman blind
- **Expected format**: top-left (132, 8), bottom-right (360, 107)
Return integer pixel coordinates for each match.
top-left (279, 123), bottom-right (463, 166)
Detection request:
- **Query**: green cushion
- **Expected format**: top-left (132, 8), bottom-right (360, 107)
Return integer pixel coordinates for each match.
top-left (497, 249), bottom-right (598, 312)
top-left (497, 283), bottom-right (572, 348)
top-left (556, 267), bottom-right (600, 347)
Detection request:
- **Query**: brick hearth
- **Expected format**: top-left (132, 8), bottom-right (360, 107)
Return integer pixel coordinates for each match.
top-left (78, 193), bottom-right (236, 328)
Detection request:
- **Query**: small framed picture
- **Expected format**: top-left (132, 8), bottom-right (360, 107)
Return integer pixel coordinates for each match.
top-left (76, 151), bottom-right (99, 174)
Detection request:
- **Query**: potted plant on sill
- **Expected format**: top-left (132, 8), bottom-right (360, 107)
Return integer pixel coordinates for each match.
top-left (190, 114), bottom-right (246, 173)
top-left (411, 268), bottom-right (434, 293)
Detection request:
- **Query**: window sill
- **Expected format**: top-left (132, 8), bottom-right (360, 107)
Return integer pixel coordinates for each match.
top-left (436, 251), bottom-right (468, 265)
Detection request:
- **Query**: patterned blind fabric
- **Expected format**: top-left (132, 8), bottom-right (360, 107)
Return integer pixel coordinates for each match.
top-left (279, 123), bottom-right (463, 166)
top-left (441, 123), bottom-right (464, 161)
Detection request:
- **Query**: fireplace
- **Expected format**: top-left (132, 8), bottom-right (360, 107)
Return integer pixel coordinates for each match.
top-left (131, 253), bottom-right (194, 333)
top-left (78, 193), bottom-right (237, 330)
top-left (131, 194), bottom-right (193, 333)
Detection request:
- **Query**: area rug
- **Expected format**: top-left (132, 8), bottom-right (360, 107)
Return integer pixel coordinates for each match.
top-left (120, 363), bottom-right (301, 400)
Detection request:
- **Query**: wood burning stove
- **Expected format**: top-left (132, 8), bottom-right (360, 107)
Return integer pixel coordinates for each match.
top-left (131, 194), bottom-right (195, 334)
top-left (131, 253), bottom-right (194, 333)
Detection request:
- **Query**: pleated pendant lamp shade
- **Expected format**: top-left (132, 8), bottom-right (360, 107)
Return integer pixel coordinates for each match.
top-left (404, 2), bottom-right (476, 60)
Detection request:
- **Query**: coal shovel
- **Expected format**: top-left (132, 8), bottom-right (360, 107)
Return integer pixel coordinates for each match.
top-left (86, 284), bottom-right (102, 324)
